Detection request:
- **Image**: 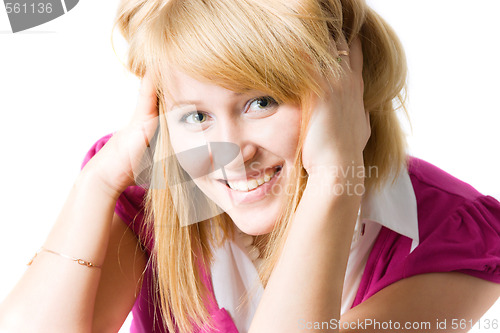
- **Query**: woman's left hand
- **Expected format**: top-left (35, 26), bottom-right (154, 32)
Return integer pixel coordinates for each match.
top-left (301, 37), bottom-right (370, 178)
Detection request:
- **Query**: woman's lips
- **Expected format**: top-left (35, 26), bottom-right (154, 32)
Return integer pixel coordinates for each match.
top-left (220, 167), bottom-right (282, 205)
top-left (223, 166), bottom-right (281, 191)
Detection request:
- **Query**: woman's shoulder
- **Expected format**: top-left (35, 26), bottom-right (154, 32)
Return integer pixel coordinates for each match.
top-left (80, 133), bottom-right (114, 169)
top-left (352, 156), bottom-right (500, 307)
top-left (406, 155), bottom-right (500, 246)
top-left (407, 155), bottom-right (484, 203)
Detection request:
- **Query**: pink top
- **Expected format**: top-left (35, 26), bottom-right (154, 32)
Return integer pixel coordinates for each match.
top-left (81, 134), bottom-right (500, 332)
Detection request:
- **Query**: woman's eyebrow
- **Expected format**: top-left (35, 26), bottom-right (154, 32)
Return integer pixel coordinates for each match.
top-left (171, 91), bottom-right (250, 109)
top-left (172, 100), bottom-right (203, 108)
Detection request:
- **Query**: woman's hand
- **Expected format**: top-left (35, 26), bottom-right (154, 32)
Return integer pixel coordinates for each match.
top-left (251, 41), bottom-right (369, 330)
top-left (83, 71), bottom-right (159, 197)
top-left (301, 37), bottom-right (370, 179)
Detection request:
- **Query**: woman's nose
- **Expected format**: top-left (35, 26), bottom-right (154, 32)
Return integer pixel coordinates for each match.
top-left (221, 142), bottom-right (257, 172)
top-left (210, 120), bottom-right (258, 170)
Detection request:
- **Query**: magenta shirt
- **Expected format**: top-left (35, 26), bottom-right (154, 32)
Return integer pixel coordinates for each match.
top-left (82, 134), bottom-right (500, 332)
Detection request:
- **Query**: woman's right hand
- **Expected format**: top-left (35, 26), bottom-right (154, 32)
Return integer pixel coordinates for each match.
top-left (301, 37), bottom-right (370, 177)
top-left (83, 71), bottom-right (159, 197)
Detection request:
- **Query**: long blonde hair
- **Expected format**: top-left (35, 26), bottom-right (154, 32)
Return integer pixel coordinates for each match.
top-left (114, 0), bottom-right (409, 331)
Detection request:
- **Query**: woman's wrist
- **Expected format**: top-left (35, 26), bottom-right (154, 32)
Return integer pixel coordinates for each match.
top-left (77, 162), bottom-right (124, 202)
top-left (306, 158), bottom-right (365, 199)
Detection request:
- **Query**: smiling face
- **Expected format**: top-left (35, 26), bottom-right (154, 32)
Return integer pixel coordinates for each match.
top-left (163, 69), bottom-right (302, 235)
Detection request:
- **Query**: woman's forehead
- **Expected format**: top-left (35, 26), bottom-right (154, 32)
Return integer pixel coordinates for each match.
top-left (162, 68), bottom-right (258, 108)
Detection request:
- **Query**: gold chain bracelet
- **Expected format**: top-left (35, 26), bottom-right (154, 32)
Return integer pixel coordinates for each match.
top-left (27, 247), bottom-right (102, 268)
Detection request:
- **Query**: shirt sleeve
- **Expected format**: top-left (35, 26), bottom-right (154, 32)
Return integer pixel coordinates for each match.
top-left (353, 195), bottom-right (500, 307)
top-left (80, 134), bottom-right (153, 254)
top-left (403, 195), bottom-right (500, 281)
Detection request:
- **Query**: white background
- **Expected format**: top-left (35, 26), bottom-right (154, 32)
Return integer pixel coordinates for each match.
top-left (0, 1), bottom-right (498, 332)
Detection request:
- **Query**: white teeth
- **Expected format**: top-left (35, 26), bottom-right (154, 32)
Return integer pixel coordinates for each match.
top-left (226, 167), bottom-right (280, 192)
top-left (233, 182), bottom-right (249, 192)
top-left (248, 179), bottom-right (259, 190)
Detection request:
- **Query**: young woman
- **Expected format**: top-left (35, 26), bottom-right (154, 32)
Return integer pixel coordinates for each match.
top-left (1, 0), bottom-right (499, 332)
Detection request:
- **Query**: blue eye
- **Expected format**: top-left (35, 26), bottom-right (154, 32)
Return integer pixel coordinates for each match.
top-left (247, 96), bottom-right (278, 112)
top-left (181, 111), bottom-right (209, 124)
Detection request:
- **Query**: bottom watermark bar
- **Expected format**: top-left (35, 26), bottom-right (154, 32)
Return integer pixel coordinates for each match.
top-left (298, 318), bottom-right (499, 331)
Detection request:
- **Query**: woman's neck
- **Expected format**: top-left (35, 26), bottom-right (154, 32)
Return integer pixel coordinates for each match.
top-left (253, 234), bottom-right (270, 259)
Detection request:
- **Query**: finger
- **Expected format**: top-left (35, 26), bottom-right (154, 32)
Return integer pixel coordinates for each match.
top-left (335, 35), bottom-right (351, 72)
top-left (349, 37), bottom-right (363, 77)
top-left (364, 109), bottom-right (372, 148)
top-left (129, 70), bottom-right (160, 151)
top-left (132, 70), bottom-right (159, 124)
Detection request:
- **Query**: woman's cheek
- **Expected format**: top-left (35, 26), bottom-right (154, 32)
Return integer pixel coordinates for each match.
top-left (267, 106), bottom-right (302, 160)
top-left (167, 122), bottom-right (214, 179)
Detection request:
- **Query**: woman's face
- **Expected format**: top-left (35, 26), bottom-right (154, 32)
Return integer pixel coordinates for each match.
top-left (163, 69), bottom-right (302, 235)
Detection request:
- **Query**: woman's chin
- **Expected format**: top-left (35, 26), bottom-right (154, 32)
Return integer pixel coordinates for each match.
top-left (229, 212), bottom-right (277, 236)
top-left (196, 180), bottom-right (285, 235)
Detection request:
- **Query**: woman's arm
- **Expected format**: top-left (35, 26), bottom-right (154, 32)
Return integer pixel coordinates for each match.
top-left (250, 37), bottom-right (369, 332)
top-left (0, 169), bottom-right (124, 332)
top-left (0, 72), bottom-right (158, 332)
top-left (250, 169), bottom-right (363, 332)
top-left (92, 213), bottom-right (148, 333)
top-left (340, 272), bottom-right (500, 333)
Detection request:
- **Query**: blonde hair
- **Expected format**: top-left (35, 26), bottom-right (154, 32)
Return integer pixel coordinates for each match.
top-left (115, 0), bottom-right (409, 331)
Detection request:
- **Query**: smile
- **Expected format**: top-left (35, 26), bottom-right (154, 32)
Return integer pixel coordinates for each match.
top-left (217, 165), bottom-right (283, 205)
top-left (224, 165), bottom-right (282, 192)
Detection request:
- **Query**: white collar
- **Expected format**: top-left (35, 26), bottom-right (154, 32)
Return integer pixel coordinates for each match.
top-left (210, 165), bottom-right (419, 332)
top-left (357, 166), bottom-right (419, 252)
